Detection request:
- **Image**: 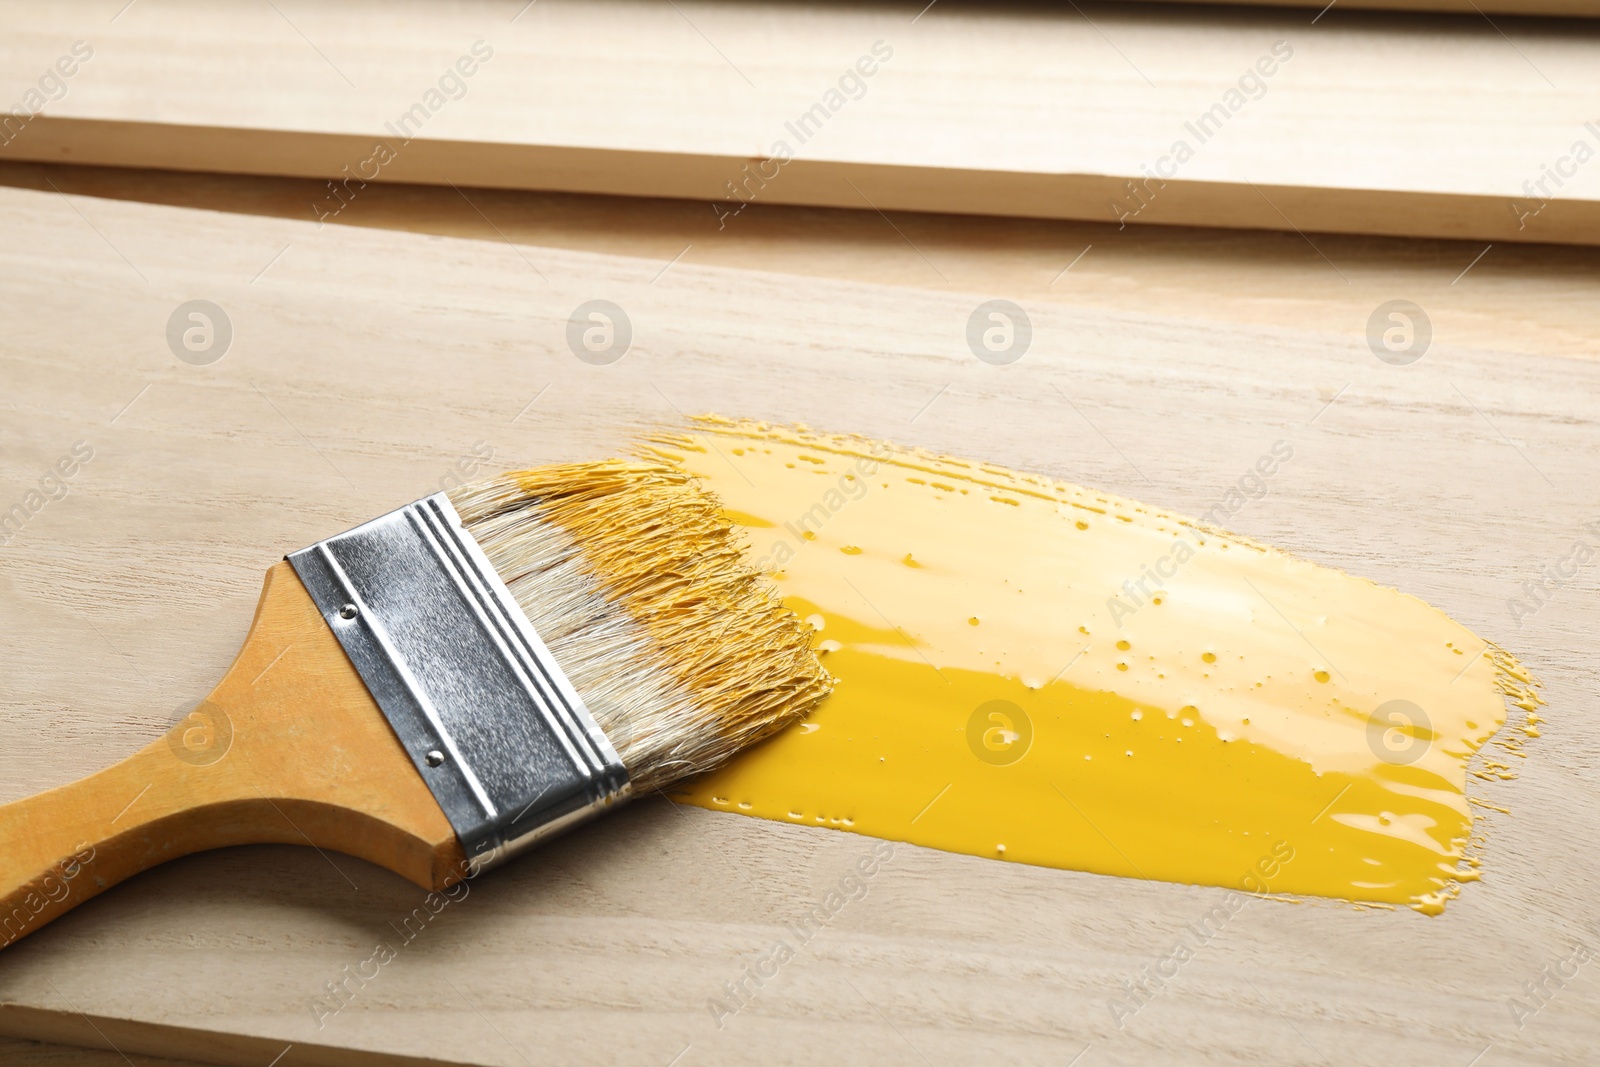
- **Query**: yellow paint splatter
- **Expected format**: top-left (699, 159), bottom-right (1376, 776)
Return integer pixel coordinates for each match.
top-left (654, 419), bottom-right (1540, 912)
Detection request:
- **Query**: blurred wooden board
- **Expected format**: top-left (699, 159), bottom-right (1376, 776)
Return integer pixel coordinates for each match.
top-left (0, 1034), bottom-right (227, 1067)
top-left (3, 0), bottom-right (1600, 245)
top-left (1, 183), bottom-right (1599, 1066)
top-left (3, 160), bottom-right (1599, 366)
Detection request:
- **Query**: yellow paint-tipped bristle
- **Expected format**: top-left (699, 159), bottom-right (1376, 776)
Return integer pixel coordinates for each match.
top-left (447, 461), bottom-right (833, 794)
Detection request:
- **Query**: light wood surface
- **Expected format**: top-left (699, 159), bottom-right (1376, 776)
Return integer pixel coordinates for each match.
top-left (1, 182), bottom-right (1598, 1066)
top-left (3, 1), bottom-right (1600, 245)
top-left (5, 160), bottom-right (1597, 366)
top-left (0, 562), bottom-right (464, 953)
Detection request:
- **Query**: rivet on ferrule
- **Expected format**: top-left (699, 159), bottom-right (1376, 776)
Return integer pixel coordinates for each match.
top-left (287, 493), bottom-right (630, 872)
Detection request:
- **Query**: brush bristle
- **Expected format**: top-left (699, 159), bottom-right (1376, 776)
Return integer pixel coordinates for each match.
top-left (446, 461), bottom-right (833, 794)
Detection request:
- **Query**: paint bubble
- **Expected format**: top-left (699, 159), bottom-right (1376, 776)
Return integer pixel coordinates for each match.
top-left (966, 299), bottom-right (1032, 365)
top-left (165, 698), bottom-right (233, 767)
top-left (1366, 299), bottom-right (1431, 366)
top-left (1367, 700), bottom-right (1433, 765)
top-left (566, 298), bottom-right (632, 365)
top-left (966, 699), bottom-right (1033, 766)
top-left (166, 299), bottom-right (233, 366)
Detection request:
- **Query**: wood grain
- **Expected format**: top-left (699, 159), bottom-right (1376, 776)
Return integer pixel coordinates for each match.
top-left (0, 562), bottom-right (464, 953)
top-left (2, 1), bottom-right (1599, 244)
top-left (0, 182), bottom-right (1597, 1065)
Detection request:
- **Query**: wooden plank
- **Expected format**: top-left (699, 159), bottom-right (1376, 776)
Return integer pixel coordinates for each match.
top-left (0, 183), bottom-right (1597, 1066)
top-left (0, 1007), bottom-right (458, 1067)
top-left (0, 1033), bottom-right (228, 1067)
top-left (1, 1), bottom-right (1599, 244)
top-left (4, 160), bottom-right (1597, 366)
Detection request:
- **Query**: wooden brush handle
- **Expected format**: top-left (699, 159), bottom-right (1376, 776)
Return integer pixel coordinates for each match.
top-left (0, 562), bottom-right (464, 951)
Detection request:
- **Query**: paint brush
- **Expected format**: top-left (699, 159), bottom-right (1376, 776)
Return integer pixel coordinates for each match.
top-left (0, 461), bottom-right (832, 950)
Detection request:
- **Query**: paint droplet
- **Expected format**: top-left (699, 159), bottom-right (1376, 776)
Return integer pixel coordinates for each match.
top-left (1075, 520), bottom-right (1089, 530)
top-left (902, 553), bottom-right (922, 568)
top-left (840, 545), bottom-right (863, 555)
top-left (1116, 640), bottom-right (1131, 651)
top-left (997, 843), bottom-right (1007, 855)
top-left (1116, 662), bottom-right (1129, 671)
top-left (1314, 670), bottom-right (1331, 683)
top-left (1202, 652), bottom-right (1217, 664)
top-left (968, 616), bottom-right (981, 626)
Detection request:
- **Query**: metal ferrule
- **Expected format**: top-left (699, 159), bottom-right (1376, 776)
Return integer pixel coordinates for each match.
top-left (288, 493), bottom-right (630, 874)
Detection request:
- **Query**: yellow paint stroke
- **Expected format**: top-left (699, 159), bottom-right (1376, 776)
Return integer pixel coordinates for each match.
top-left (650, 419), bottom-right (1542, 913)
